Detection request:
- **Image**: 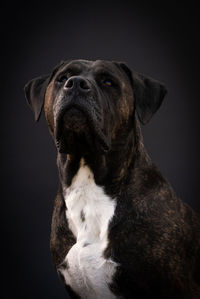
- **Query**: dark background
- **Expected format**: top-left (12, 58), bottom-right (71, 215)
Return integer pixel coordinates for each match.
top-left (1, 1), bottom-right (200, 298)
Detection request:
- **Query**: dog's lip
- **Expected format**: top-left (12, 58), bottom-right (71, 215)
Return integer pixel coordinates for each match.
top-left (55, 102), bottom-right (110, 154)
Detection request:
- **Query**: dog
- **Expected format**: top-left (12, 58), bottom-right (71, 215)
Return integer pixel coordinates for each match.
top-left (25, 59), bottom-right (200, 298)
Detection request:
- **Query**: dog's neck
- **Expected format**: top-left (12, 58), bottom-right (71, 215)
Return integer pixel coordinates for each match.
top-left (57, 117), bottom-right (151, 195)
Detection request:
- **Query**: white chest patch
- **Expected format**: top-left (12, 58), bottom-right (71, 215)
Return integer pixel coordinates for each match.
top-left (60, 159), bottom-right (118, 299)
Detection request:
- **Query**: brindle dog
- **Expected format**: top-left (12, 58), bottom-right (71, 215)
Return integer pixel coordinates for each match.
top-left (25, 60), bottom-right (200, 299)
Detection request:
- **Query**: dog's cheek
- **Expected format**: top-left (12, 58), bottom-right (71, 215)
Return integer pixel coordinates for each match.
top-left (117, 95), bottom-right (134, 127)
top-left (44, 82), bottom-right (55, 134)
top-left (117, 83), bottom-right (134, 125)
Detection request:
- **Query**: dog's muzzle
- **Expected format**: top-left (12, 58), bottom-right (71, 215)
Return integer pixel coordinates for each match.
top-left (54, 76), bottom-right (110, 154)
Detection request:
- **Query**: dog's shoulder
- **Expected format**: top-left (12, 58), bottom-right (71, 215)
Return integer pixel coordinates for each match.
top-left (50, 187), bottom-right (76, 267)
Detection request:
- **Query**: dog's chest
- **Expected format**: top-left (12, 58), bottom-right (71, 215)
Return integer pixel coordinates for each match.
top-left (60, 161), bottom-right (117, 299)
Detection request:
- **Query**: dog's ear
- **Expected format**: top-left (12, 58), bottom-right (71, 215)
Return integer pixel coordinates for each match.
top-left (118, 62), bottom-right (167, 125)
top-left (24, 75), bottom-right (50, 121)
top-left (24, 61), bottom-right (65, 122)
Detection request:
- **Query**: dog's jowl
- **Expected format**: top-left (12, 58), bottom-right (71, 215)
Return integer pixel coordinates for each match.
top-left (25, 60), bottom-right (200, 299)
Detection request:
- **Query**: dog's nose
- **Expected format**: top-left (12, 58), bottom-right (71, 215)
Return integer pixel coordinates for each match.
top-left (64, 76), bottom-right (90, 92)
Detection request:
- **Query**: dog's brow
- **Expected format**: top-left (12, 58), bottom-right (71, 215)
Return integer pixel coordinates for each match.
top-left (94, 69), bottom-right (114, 78)
top-left (64, 63), bottom-right (82, 73)
top-left (94, 66), bottom-right (108, 73)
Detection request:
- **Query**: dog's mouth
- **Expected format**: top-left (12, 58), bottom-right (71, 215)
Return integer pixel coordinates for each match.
top-left (55, 101), bottom-right (110, 154)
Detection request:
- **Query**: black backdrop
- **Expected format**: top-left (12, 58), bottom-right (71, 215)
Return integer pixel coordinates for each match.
top-left (1, 1), bottom-right (200, 298)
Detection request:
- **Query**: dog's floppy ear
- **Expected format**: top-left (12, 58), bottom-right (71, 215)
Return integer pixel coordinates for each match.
top-left (24, 75), bottom-right (50, 121)
top-left (118, 62), bottom-right (167, 125)
top-left (24, 60), bottom-right (66, 122)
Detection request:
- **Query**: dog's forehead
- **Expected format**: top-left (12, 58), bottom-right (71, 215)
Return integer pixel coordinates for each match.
top-left (56, 59), bottom-right (122, 76)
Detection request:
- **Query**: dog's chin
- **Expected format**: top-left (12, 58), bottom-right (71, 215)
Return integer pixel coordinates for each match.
top-left (63, 107), bottom-right (89, 133)
top-left (55, 107), bottom-right (110, 155)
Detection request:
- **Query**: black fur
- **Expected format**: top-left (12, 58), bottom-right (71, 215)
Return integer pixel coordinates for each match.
top-left (24, 75), bottom-right (49, 121)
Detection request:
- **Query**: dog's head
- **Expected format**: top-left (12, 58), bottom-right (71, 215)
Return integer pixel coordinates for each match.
top-left (25, 59), bottom-right (167, 154)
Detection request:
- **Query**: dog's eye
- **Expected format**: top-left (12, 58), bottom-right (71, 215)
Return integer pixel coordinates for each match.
top-left (103, 79), bottom-right (112, 87)
top-left (58, 75), bottom-right (68, 83)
